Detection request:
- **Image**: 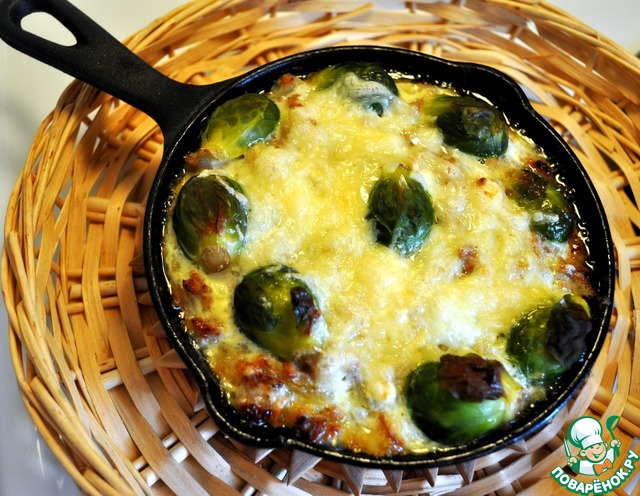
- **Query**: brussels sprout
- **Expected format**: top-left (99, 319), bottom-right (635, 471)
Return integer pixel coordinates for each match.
top-left (173, 173), bottom-right (249, 272)
top-left (506, 295), bottom-right (592, 385)
top-left (405, 353), bottom-right (520, 444)
top-left (366, 167), bottom-right (435, 256)
top-left (428, 95), bottom-right (508, 158)
top-left (196, 93), bottom-right (280, 163)
top-left (505, 169), bottom-right (547, 205)
top-left (505, 168), bottom-right (574, 243)
top-left (530, 187), bottom-right (574, 242)
top-left (312, 62), bottom-right (399, 115)
top-left (234, 264), bottom-right (326, 360)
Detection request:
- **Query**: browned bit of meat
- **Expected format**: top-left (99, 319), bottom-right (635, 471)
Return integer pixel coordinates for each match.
top-left (282, 361), bottom-right (301, 380)
top-left (235, 355), bottom-right (282, 389)
top-left (293, 351), bottom-right (322, 379)
top-left (287, 94), bottom-right (304, 108)
top-left (439, 353), bottom-right (505, 402)
top-left (458, 246), bottom-right (479, 275)
top-left (189, 316), bottom-right (221, 338)
top-left (476, 176), bottom-right (500, 197)
top-left (278, 73), bottom-right (299, 90)
top-left (293, 408), bottom-right (341, 444)
top-left (183, 271), bottom-right (210, 295)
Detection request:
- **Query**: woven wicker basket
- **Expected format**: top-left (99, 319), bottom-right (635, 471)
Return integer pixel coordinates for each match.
top-left (3, 0), bottom-right (639, 494)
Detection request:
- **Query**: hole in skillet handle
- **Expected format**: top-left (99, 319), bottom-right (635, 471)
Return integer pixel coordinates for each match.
top-left (143, 45), bottom-right (615, 469)
top-left (20, 11), bottom-right (75, 45)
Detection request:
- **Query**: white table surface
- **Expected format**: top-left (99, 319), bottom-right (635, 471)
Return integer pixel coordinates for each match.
top-left (1, 1), bottom-right (639, 495)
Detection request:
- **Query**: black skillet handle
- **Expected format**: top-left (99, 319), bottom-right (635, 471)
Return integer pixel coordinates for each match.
top-left (0, 0), bottom-right (218, 137)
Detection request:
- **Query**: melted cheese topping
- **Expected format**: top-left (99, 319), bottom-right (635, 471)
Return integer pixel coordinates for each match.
top-left (163, 74), bottom-right (591, 456)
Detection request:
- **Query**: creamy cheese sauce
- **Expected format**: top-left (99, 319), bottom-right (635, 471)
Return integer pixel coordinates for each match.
top-left (163, 73), bottom-right (591, 455)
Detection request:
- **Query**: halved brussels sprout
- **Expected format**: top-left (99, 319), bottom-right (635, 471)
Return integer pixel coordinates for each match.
top-left (366, 166), bottom-right (435, 257)
top-left (405, 353), bottom-right (521, 444)
top-left (311, 62), bottom-right (399, 115)
top-left (428, 95), bottom-right (508, 158)
top-left (195, 93), bottom-right (280, 163)
top-left (234, 264), bottom-right (326, 360)
top-left (173, 173), bottom-right (249, 273)
top-left (505, 168), bottom-right (574, 243)
top-left (506, 295), bottom-right (592, 385)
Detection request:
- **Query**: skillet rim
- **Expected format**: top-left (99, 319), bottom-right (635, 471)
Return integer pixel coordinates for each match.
top-left (143, 45), bottom-right (615, 469)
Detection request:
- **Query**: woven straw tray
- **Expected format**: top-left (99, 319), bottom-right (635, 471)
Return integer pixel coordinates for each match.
top-left (3, 0), bottom-right (640, 494)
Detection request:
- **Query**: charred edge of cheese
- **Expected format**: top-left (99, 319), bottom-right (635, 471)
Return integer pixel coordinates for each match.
top-left (162, 69), bottom-right (594, 456)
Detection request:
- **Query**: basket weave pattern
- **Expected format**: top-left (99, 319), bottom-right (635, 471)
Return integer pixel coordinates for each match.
top-left (3, 0), bottom-right (639, 494)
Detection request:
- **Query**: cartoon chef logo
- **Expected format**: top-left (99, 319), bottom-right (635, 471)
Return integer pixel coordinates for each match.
top-left (565, 416), bottom-right (621, 476)
top-left (552, 415), bottom-right (639, 494)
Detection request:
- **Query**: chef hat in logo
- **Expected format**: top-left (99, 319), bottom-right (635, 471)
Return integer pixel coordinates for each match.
top-left (569, 416), bottom-right (604, 449)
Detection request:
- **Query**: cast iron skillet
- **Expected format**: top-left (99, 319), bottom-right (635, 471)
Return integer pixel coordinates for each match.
top-left (0, 0), bottom-right (615, 469)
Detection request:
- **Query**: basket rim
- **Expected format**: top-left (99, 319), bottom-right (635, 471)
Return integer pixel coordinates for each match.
top-left (2, 0), bottom-right (637, 494)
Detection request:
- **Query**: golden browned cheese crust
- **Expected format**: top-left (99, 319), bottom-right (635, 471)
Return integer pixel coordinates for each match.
top-left (163, 71), bottom-right (593, 456)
